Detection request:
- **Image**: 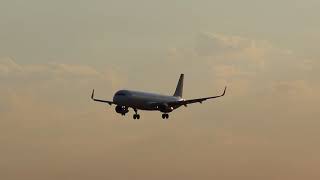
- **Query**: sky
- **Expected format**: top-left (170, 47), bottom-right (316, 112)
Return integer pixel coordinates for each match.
top-left (1, 0), bottom-right (320, 179)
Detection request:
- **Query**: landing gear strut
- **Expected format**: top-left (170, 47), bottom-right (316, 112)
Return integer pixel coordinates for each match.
top-left (133, 109), bottom-right (140, 120)
top-left (162, 114), bottom-right (169, 119)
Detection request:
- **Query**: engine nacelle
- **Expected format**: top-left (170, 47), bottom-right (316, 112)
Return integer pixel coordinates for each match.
top-left (115, 105), bottom-right (129, 114)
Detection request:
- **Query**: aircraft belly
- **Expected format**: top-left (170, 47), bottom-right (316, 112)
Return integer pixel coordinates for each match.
top-left (114, 93), bottom-right (179, 111)
top-left (129, 97), bottom-right (155, 110)
top-left (114, 96), bottom-right (154, 110)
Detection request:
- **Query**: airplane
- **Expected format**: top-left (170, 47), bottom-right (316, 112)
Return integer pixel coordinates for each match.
top-left (91, 74), bottom-right (227, 119)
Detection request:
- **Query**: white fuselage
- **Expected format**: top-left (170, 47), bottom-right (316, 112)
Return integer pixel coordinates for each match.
top-left (113, 90), bottom-right (183, 110)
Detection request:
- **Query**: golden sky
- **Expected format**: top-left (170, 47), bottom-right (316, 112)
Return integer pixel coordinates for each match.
top-left (1, 0), bottom-right (320, 179)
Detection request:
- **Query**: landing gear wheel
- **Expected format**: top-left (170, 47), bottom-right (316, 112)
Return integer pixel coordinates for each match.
top-left (133, 114), bottom-right (140, 120)
top-left (162, 114), bottom-right (169, 119)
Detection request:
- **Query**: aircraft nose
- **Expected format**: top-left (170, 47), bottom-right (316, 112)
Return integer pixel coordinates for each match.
top-left (113, 94), bottom-right (125, 104)
top-left (113, 95), bottom-right (119, 103)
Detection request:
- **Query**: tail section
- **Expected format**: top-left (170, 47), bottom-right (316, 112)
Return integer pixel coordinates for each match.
top-left (173, 74), bottom-right (184, 97)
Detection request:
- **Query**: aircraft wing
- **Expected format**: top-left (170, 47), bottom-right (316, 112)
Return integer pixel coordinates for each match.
top-left (168, 86), bottom-right (227, 107)
top-left (91, 89), bottom-right (114, 105)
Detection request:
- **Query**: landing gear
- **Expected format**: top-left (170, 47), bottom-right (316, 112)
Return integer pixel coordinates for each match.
top-left (162, 114), bottom-right (169, 119)
top-left (133, 114), bottom-right (140, 120)
top-left (133, 109), bottom-right (140, 120)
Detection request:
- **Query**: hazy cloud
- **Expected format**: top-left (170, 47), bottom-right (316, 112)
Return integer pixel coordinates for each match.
top-left (0, 57), bottom-right (102, 78)
top-left (0, 57), bottom-right (23, 76)
top-left (0, 58), bottom-right (126, 119)
top-left (195, 32), bottom-right (249, 56)
top-left (166, 32), bottom-right (317, 99)
top-left (195, 32), bottom-right (271, 67)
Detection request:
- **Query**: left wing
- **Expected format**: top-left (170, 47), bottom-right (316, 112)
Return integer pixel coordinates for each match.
top-left (168, 86), bottom-right (227, 107)
top-left (91, 89), bottom-right (115, 105)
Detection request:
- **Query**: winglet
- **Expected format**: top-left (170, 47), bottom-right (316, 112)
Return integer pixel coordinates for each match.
top-left (91, 89), bottom-right (95, 100)
top-left (222, 86), bottom-right (227, 96)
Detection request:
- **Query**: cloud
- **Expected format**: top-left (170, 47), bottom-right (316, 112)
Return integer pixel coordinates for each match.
top-left (0, 58), bottom-right (126, 118)
top-left (296, 59), bottom-right (316, 71)
top-left (195, 32), bottom-right (249, 56)
top-left (188, 33), bottom-right (272, 96)
top-left (194, 32), bottom-right (272, 67)
top-left (271, 80), bottom-right (314, 99)
top-left (0, 57), bottom-right (102, 78)
top-left (213, 64), bottom-right (251, 79)
top-left (0, 57), bottom-right (125, 108)
top-left (0, 57), bottom-right (127, 87)
top-left (167, 32), bottom-right (318, 100)
top-left (0, 57), bottom-right (23, 76)
top-left (195, 32), bottom-right (298, 68)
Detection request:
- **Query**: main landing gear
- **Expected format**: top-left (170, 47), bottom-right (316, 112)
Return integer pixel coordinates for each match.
top-left (162, 114), bottom-right (169, 119)
top-left (133, 109), bottom-right (140, 120)
top-left (133, 114), bottom-right (140, 119)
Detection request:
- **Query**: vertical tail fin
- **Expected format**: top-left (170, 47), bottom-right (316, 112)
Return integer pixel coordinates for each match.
top-left (173, 74), bottom-right (184, 97)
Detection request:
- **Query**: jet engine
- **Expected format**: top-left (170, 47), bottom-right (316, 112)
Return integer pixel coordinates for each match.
top-left (115, 105), bottom-right (129, 114)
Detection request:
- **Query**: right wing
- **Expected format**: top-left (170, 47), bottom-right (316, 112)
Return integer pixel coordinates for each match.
top-left (91, 89), bottom-right (114, 105)
top-left (168, 86), bottom-right (227, 107)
